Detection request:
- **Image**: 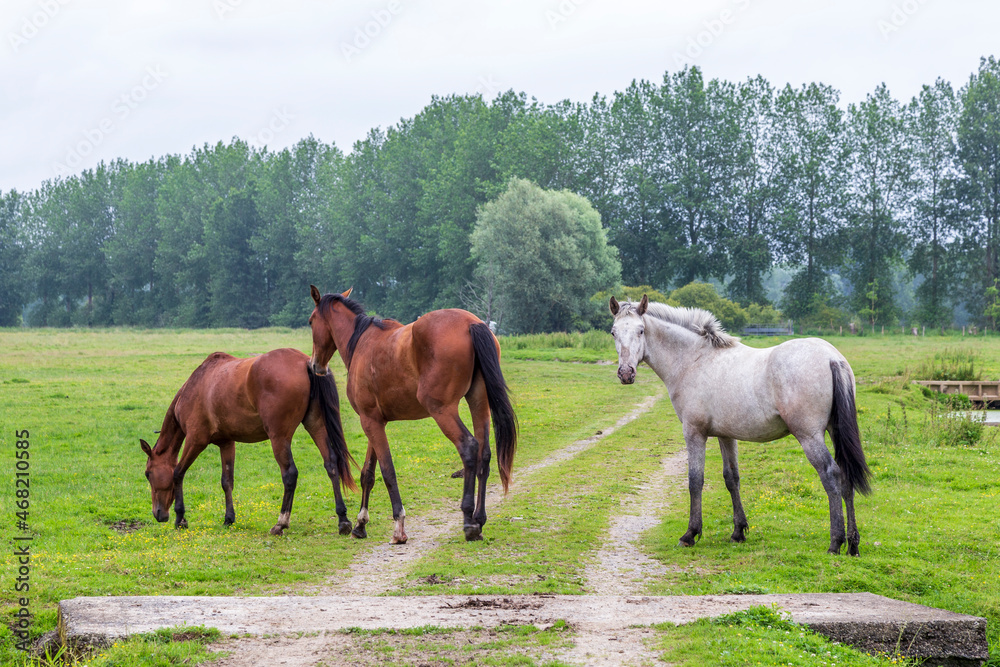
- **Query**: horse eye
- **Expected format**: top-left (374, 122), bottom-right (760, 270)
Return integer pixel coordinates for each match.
top-left (638, 327), bottom-right (644, 335)
top-left (145, 470), bottom-right (151, 480)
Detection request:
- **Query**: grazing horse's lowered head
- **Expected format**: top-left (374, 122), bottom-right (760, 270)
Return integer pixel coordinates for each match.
top-left (140, 438), bottom-right (173, 523)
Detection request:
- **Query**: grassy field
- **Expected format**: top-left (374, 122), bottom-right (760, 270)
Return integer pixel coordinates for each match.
top-left (1, 328), bottom-right (999, 665)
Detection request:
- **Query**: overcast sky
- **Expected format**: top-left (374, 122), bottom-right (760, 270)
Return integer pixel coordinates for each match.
top-left (1, 0), bottom-right (996, 193)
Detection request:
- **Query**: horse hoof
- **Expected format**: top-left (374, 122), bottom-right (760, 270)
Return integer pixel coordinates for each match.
top-left (450, 469), bottom-right (464, 478)
top-left (351, 526), bottom-right (367, 539)
top-left (464, 524), bottom-right (482, 541)
top-left (223, 519), bottom-right (234, 527)
top-left (269, 526), bottom-right (285, 536)
top-left (338, 521), bottom-right (353, 536)
top-left (391, 535), bottom-right (408, 545)
top-left (175, 519), bottom-right (188, 529)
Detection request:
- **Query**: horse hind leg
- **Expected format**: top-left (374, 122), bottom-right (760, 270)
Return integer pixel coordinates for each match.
top-left (303, 415), bottom-right (352, 535)
top-left (219, 441), bottom-right (236, 526)
top-left (352, 444), bottom-right (378, 539)
top-left (842, 476), bottom-right (860, 556)
top-left (718, 437), bottom-right (749, 543)
top-left (268, 438), bottom-right (298, 536)
top-left (798, 432), bottom-right (847, 554)
top-left (430, 406), bottom-right (482, 542)
top-left (468, 378), bottom-right (492, 537)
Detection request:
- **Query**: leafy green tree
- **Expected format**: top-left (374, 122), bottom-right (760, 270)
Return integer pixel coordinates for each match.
top-left (907, 79), bottom-right (962, 328)
top-left (600, 79), bottom-right (666, 286)
top-left (470, 179), bottom-right (621, 332)
top-left (722, 76), bottom-right (781, 306)
top-left (985, 280), bottom-right (1000, 331)
top-left (205, 183), bottom-right (267, 328)
top-left (0, 189), bottom-right (27, 326)
top-left (957, 57), bottom-right (1000, 325)
top-left (658, 67), bottom-right (729, 286)
top-left (256, 137), bottom-right (340, 326)
top-left (773, 83), bottom-right (849, 321)
top-left (103, 157), bottom-right (172, 325)
top-left (844, 84), bottom-right (913, 325)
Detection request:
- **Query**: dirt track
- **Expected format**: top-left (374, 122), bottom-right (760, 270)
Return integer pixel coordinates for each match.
top-left (211, 392), bottom-right (675, 666)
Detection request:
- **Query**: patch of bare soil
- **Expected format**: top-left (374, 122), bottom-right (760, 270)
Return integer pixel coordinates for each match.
top-left (583, 447), bottom-right (687, 596)
top-left (211, 627), bottom-right (572, 667)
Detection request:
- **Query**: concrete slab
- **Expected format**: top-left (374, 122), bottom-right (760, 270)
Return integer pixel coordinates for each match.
top-left (58, 593), bottom-right (988, 666)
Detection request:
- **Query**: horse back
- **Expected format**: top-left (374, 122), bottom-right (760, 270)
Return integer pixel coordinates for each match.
top-left (348, 308), bottom-right (483, 421)
top-left (174, 349), bottom-right (310, 443)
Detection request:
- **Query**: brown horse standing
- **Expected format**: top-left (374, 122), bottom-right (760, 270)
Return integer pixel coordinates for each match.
top-left (140, 348), bottom-right (356, 536)
top-left (308, 286), bottom-right (517, 543)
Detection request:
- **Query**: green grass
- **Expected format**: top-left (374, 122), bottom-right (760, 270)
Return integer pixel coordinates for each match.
top-left (2, 328), bottom-right (999, 665)
top-left (653, 606), bottom-right (916, 666)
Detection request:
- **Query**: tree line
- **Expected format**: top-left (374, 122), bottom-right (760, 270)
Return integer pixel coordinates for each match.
top-left (1, 58), bottom-right (998, 332)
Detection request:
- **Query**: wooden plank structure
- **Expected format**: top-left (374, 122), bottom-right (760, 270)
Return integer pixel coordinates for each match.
top-left (743, 323), bottom-right (794, 336)
top-left (914, 380), bottom-right (1000, 405)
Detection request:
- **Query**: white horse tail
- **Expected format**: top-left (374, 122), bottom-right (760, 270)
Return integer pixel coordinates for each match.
top-left (829, 360), bottom-right (872, 496)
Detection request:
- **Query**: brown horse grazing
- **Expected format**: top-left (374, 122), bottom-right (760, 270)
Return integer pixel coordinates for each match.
top-left (308, 286), bottom-right (517, 543)
top-left (140, 348), bottom-right (356, 536)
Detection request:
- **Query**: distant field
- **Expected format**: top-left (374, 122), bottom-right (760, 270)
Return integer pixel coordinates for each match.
top-left (1, 328), bottom-right (998, 665)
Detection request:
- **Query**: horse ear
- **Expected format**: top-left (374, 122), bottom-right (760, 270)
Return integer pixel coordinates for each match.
top-left (310, 285), bottom-right (322, 305)
top-left (609, 296), bottom-right (620, 316)
top-left (342, 287), bottom-right (353, 298)
top-left (140, 439), bottom-right (153, 458)
top-left (637, 294), bottom-right (649, 316)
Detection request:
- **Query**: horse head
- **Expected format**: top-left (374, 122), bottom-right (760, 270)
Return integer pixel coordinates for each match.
top-left (140, 438), bottom-right (173, 523)
top-left (609, 294), bottom-right (648, 385)
top-left (309, 285), bottom-right (352, 375)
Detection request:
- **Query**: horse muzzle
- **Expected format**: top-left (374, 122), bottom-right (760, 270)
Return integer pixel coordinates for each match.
top-left (618, 366), bottom-right (636, 384)
top-left (153, 508), bottom-right (169, 523)
top-left (310, 360), bottom-right (329, 376)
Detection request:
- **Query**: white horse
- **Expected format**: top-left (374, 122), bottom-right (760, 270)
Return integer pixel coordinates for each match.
top-left (609, 295), bottom-right (871, 555)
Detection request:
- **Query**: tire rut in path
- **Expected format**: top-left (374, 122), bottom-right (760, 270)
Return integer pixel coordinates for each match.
top-left (315, 391), bottom-right (664, 596)
top-left (561, 442), bottom-right (687, 666)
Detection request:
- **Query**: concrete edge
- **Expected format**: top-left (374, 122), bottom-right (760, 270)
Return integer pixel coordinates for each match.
top-left (56, 593), bottom-right (989, 666)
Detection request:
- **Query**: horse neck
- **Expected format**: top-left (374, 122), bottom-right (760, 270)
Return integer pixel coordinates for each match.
top-left (326, 308), bottom-right (362, 370)
top-left (643, 316), bottom-right (704, 384)
top-left (154, 397), bottom-right (185, 462)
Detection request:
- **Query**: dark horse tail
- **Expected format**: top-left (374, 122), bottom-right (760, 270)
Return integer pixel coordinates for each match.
top-left (469, 322), bottom-right (518, 493)
top-left (308, 366), bottom-right (357, 492)
top-left (829, 360), bottom-right (872, 496)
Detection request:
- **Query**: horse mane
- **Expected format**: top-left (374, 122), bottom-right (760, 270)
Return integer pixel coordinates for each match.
top-left (619, 299), bottom-right (738, 349)
top-left (317, 293), bottom-right (398, 359)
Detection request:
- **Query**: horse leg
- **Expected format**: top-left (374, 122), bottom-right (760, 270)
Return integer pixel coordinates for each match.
top-left (467, 377), bottom-right (492, 535)
top-left (219, 440), bottom-right (236, 526)
top-left (718, 437), bottom-right (748, 542)
top-left (679, 427), bottom-right (707, 547)
top-left (268, 438), bottom-right (298, 536)
top-left (798, 432), bottom-right (847, 554)
top-left (842, 475), bottom-right (860, 556)
top-left (173, 438), bottom-right (210, 529)
top-left (352, 444), bottom-right (377, 539)
top-left (430, 406), bottom-right (482, 541)
top-left (303, 415), bottom-right (352, 535)
top-left (360, 418), bottom-right (408, 544)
